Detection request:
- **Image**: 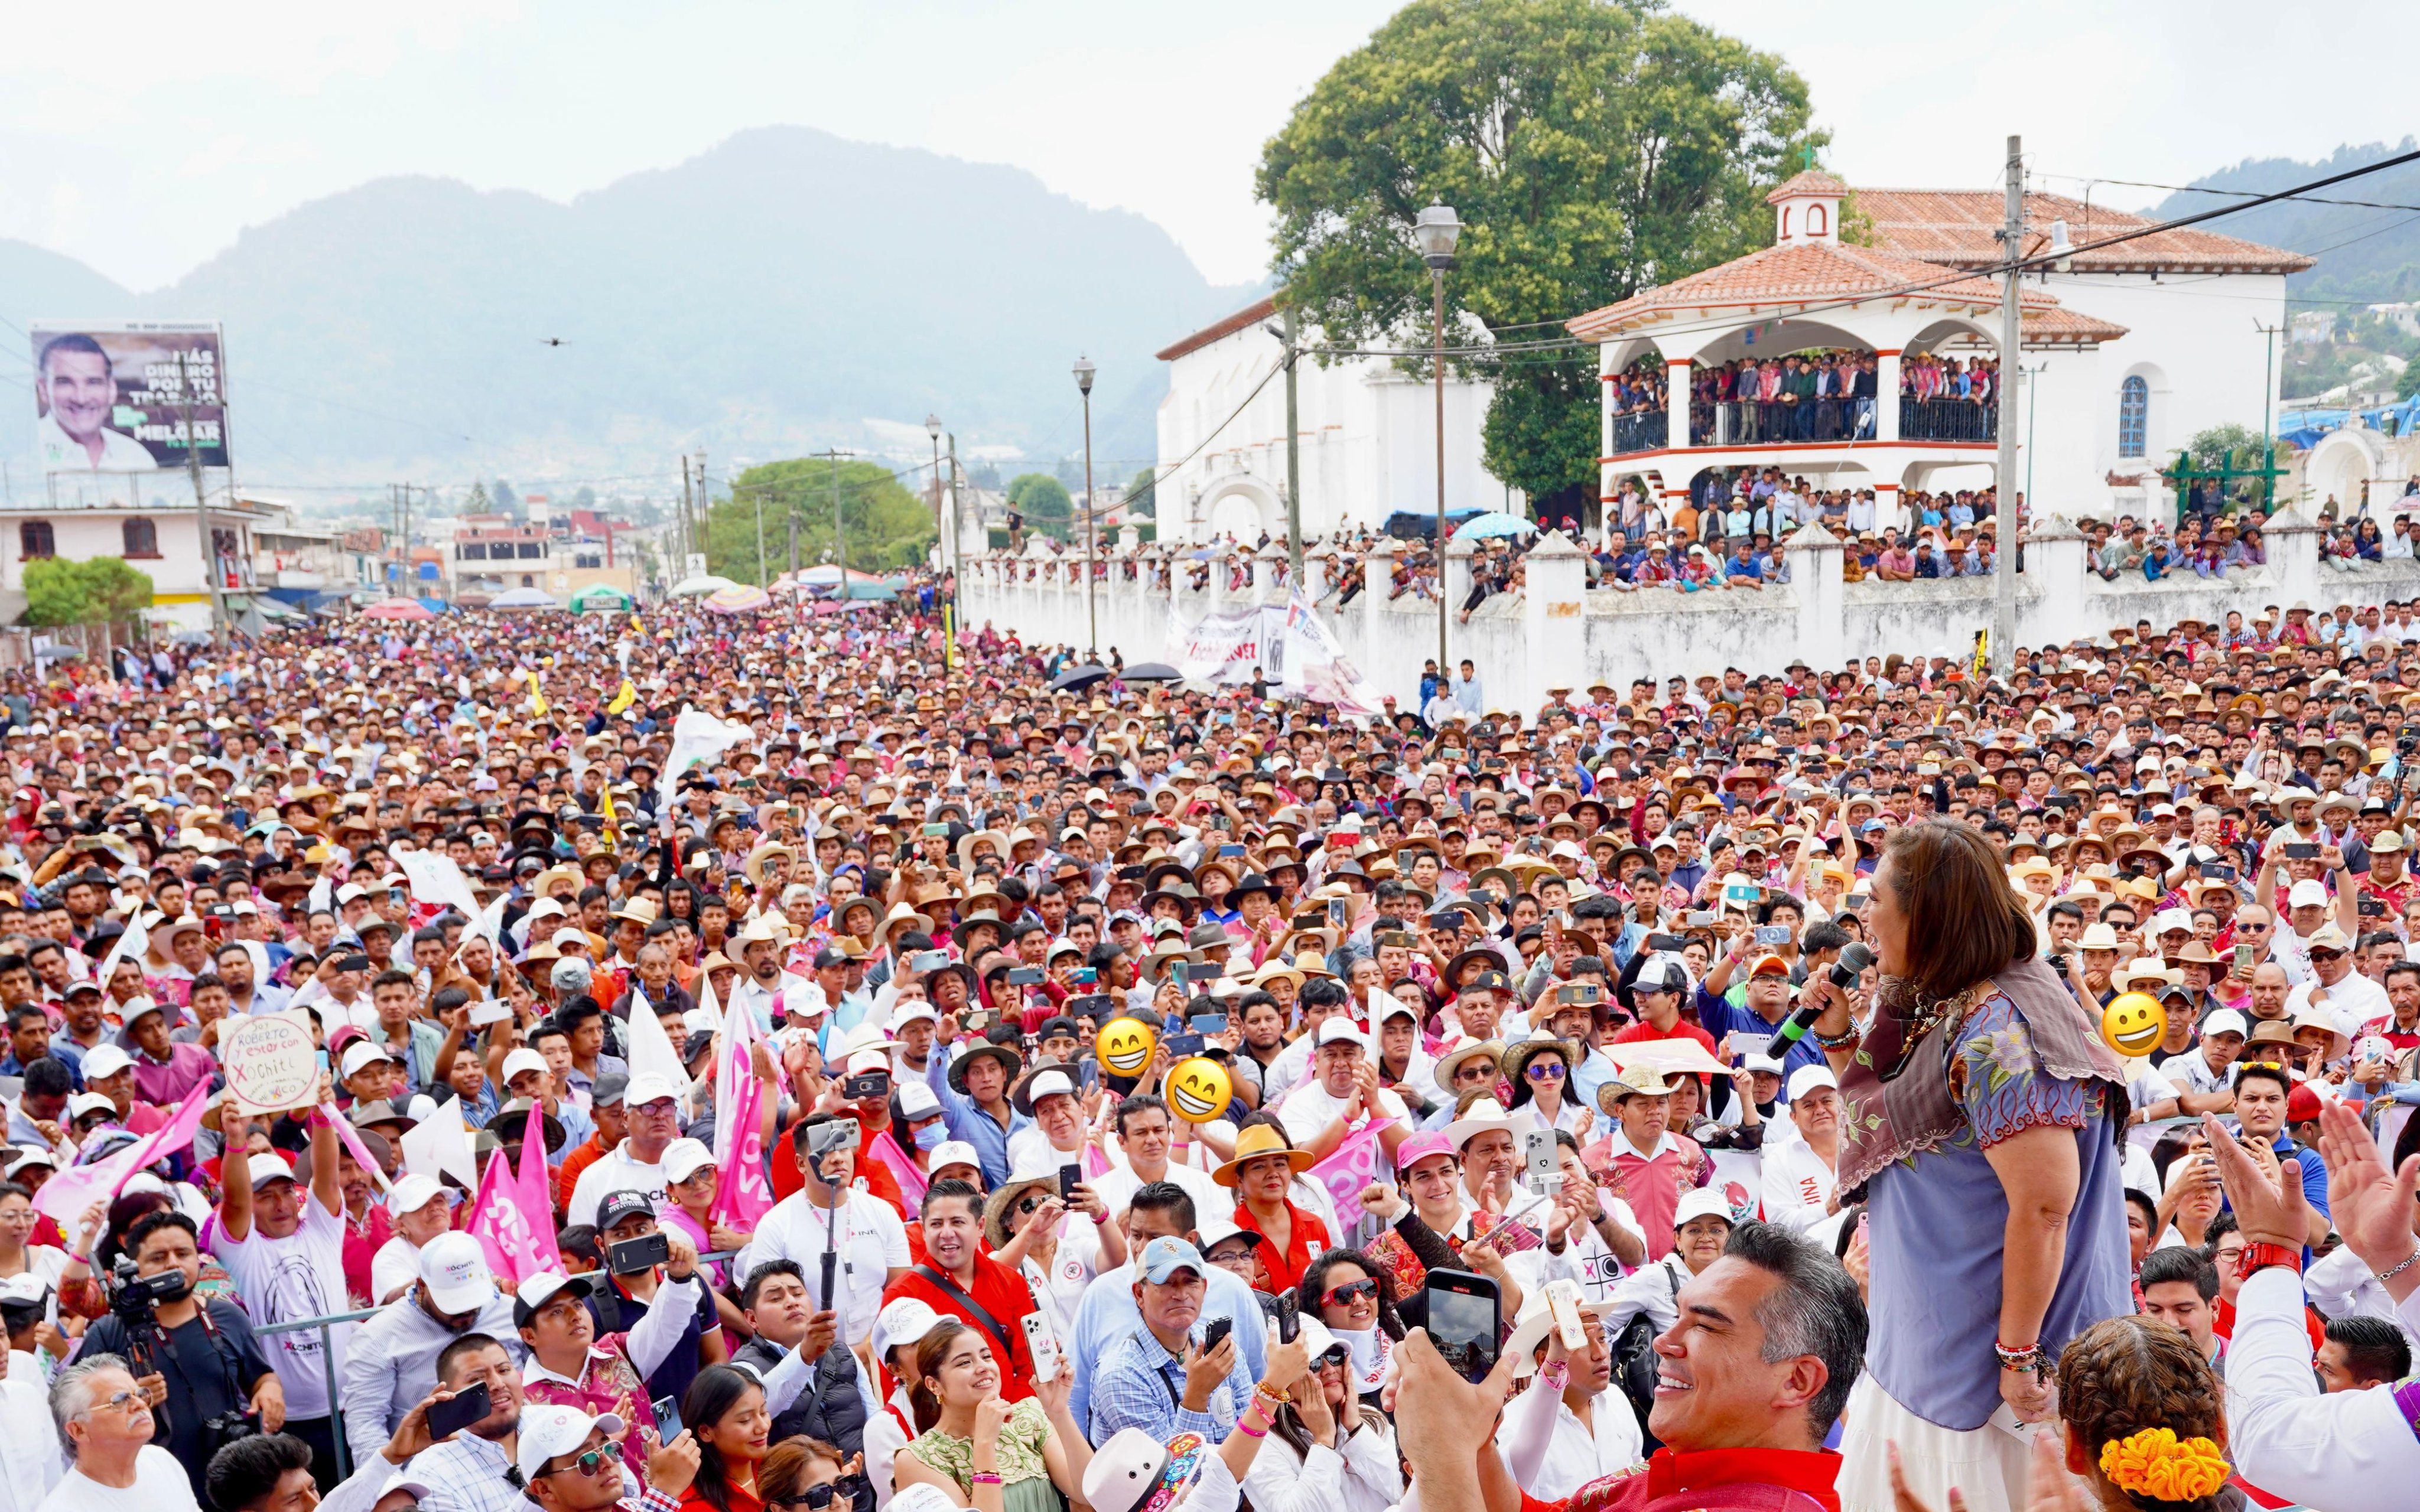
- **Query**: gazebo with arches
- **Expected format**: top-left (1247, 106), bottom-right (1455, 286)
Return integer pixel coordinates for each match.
top-left (1566, 170), bottom-right (2126, 533)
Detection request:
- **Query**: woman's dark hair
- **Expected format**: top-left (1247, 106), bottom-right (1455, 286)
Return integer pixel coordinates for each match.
top-left (681, 1364), bottom-right (767, 1512)
top-left (1503, 1039), bottom-right (1575, 1111)
top-left (907, 1318), bottom-right (979, 1433)
top-left (760, 1438), bottom-right (846, 1505)
top-left (2055, 1315), bottom-right (2227, 1512)
top-left (96, 1190), bottom-right (170, 1273)
top-left (1297, 1247), bottom-right (1404, 1342)
top-left (1875, 821), bottom-right (2035, 999)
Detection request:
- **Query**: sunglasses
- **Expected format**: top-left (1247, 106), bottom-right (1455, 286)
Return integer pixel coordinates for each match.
top-left (1321, 1277), bottom-right (1380, 1308)
top-left (542, 1449), bottom-right (614, 1480)
top-left (1524, 1060), bottom-right (1567, 1081)
top-left (1014, 1194), bottom-right (1048, 1216)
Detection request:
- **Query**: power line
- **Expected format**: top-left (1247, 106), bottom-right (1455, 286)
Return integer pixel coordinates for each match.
top-left (2035, 170), bottom-right (2420, 217)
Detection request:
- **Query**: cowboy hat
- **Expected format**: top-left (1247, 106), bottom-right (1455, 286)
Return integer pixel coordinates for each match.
top-left (1212, 1123), bottom-right (1315, 1187)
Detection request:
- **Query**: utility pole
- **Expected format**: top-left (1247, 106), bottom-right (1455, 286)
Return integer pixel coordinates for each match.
top-left (1991, 134), bottom-right (2021, 680)
top-left (176, 351), bottom-right (225, 650)
top-left (946, 432), bottom-right (964, 582)
top-left (388, 484), bottom-right (399, 596)
top-left (401, 484), bottom-right (414, 597)
top-left (2255, 318), bottom-right (2284, 448)
top-left (809, 449), bottom-right (853, 592)
top-left (1283, 304), bottom-right (1303, 582)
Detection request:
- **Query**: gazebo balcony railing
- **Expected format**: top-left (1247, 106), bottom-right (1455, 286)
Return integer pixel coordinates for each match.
top-left (1898, 397), bottom-right (1997, 443)
top-left (1609, 408), bottom-right (1667, 456)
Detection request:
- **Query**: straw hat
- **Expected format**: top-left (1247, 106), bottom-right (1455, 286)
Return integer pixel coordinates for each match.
top-left (1212, 1123), bottom-right (1315, 1187)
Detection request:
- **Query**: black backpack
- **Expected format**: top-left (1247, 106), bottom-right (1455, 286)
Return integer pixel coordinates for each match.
top-left (1612, 1262), bottom-right (1680, 1453)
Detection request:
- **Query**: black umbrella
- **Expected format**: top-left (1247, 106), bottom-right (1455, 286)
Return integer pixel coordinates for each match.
top-left (1121, 662), bottom-right (1182, 682)
top-left (1049, 663), bottom-right (1113, 692)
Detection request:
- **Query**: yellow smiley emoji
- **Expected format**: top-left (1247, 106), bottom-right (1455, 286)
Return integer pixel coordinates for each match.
top-left (1165, 1057), bottom-right (1232, 1123)
top-left (1095, 1017), bottom-right (1157, 1077)
top-left (2100, 992), bottom-right (2167, 1058)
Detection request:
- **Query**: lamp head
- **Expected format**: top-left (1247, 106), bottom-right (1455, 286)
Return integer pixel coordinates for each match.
top-left (2047, 218), bottom-right (2074, 273)
top-left (1073, 356), bottom-right (1097, 396)
top-left (925, 413), bottom-right (942, 439)
top-left (1412, 202), bottom-right (1462, 269)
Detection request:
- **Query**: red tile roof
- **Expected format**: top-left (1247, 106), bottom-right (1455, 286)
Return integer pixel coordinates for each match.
top-left (1567, 240), bottom-right (2042, 340)
top-left (1766, 170), bottom-right (1849, 204)
top-left (1856, 188), bottom-right (2312, 275)
top-left (1156, 295), bottom-right (1280, 363)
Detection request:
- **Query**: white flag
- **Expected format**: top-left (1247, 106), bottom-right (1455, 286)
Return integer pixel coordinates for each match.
top-left (401, 1095), bottom-right (479, 1191)
top-left (622, 980), bottom-right (694, 1104)
top-left (658, 706), bottom-right (755, 806)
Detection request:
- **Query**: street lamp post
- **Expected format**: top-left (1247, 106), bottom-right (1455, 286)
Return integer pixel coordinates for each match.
top-left (1073, 354), bottom-right (1098, 660)
top-left (1412, 201), bottom-right (1462, 689)
top-left (925, 413), bottom-right (945, 574)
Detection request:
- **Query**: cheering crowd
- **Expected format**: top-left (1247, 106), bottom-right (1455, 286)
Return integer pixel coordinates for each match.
top-left (0, 571), bottom-right (2414, 1512)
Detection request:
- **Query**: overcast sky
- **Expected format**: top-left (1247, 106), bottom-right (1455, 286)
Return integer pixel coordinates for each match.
top-left (4, 1), bottom-right (2406, 294)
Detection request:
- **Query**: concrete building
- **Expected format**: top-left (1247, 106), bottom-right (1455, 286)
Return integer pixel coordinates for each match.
top-left (1574, 171), bottom-right (2310, 527)
top-left (445, 512), bottom-right (638, 604)
top-left (1153, 296), bottom-right (1515, 546)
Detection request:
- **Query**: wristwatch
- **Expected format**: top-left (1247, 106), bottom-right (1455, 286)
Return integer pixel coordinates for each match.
top-left (2234, 1240), bottom-right (2302, 1282)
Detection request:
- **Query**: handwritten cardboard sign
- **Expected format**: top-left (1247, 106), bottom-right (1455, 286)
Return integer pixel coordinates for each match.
top-left (220, 1009), bottom-right (320, 1115)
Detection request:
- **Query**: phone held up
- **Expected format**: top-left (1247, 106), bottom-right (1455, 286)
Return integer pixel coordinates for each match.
top-left (1420, 1269), bottom-right (1501, 1384)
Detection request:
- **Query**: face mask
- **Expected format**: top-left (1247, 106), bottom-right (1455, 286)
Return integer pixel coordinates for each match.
top-left (912, 1122), bottom-right (947, 1152)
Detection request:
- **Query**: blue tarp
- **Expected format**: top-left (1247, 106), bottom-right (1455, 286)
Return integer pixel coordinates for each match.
top-left (1381, 506), bottom-right (1487, 540)
top-left (2278, 395), bottom-right (2420, 451)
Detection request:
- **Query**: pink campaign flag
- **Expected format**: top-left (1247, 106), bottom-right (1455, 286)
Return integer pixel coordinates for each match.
top-left (34, 1083), bottom-right (215, 1228)
top-left (863, 1129), bottom-right (929, 1211)
top-left (709, 996), bottom-right (777, 1228)
top-left (467, 1126), bottom-right (555, 1286)
top-left (1306, 1118), bottom-right (1392, 1216)
top-left (318, 1100), bottom-right (393, 1193)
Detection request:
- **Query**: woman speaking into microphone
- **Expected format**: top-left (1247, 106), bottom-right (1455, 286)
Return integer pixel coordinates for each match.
top-left (1802, 821), bottom-right (2131, 1512)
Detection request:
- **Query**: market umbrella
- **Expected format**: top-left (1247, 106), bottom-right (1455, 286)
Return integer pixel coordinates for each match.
top-left (1451, 511), bottom-right (1536, 541)
top-left (489, 587), bottom-right (562, 610)
top-left (363, 598), bottom-right (436, 621)
top-left (704, 585), bottom-right (773, 614)
top-left (569, 585), bottom-right (635, 612)
top-left (1120, 662), bottom-right (1182, 682)
top-left (1049, 663), bottom-right (1112, 692)
top-left (671, 574), bottom-right (739, 598)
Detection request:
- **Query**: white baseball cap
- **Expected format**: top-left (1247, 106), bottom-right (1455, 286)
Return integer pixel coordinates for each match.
top-left (388, 1172), bottom-right (447, 1218)
top-left (1674, 1187), bottom-right (1737, 1229)
top-left (80, 1044), bottom-right (135, 1083)
top-left (624, 1073), bottom-right (682, 1108)
top-left (66, 1091), bottom-right (115, 1124)
top-left (514, 1403), bottom-right (627, 1485)
top-left (246, 1152), bottom-right (300, 1188)
top-left (897, 1078), bottom-right (942, 1120)
top-left (662, 1137), bottom-right (717, 1184)
top-left (340, 1041), bottom-right (396, 1080)
top-left (871, 1295), bottom-right (946, 1360)
top-left (1316, 1018), bottom-right (1367, 1049)
top-left (928, 1140), bottom-right (981, 1178)
top-left (0, 1274), bottom-right (50, 1307)
top-left (501, 1048), bottom-right (550, 1085)
top-left (416, 1231), bottom-right (496, 1315)
top-left (2287, 878), bottom-right (2331, 910)
top-left (2201, 1009), bottom-right (2250, 1040)
top-left (1785, 1065), bottom-right (1838, 1103)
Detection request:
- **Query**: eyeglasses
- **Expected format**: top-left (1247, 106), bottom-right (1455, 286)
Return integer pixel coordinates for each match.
top-left (1014, 1195), bottom-right (1046, 1216)
top-left (542, 1449), bottom-right (614, 1480)
top-left (1524, 1061), bottom-right (1567, 1081)
top-left (1321, 1278), bottom-right (1380, 1308)
top-left (89, 1388), bottom-right (147, 1415)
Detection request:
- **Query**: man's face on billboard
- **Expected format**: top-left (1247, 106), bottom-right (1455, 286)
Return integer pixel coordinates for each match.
top-left (40, 348), bottom-right (115, 442)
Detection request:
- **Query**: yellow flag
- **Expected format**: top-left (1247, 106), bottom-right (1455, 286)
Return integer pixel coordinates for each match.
top-left (600, 778), bottom-right (618, 835)
top-left (630, 613), bottom-right (644, 634)
top-left (526, 668), bottom-right (547, 717)
top-left (607, 679), bottom-right (636, 716)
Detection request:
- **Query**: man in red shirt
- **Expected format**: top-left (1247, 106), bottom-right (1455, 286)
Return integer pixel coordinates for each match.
top-left (1393, 1220), bottom-right (1865, 1512)
top-left (880, 1178), bottom-right (1040, 1402)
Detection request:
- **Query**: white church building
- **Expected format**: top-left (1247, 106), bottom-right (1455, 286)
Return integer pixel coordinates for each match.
top-left (1152, 296), bottom-right (1515, 545)
top-left (1572, 170), bottom-right (2311, 525)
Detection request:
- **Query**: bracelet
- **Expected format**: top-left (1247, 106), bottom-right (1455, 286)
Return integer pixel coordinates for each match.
top-left (971, 1473), bottom-right (1003, 1486)
top-left (1253, 1380), bottom-right (1290, 1405)
top-left (2374, 1250), bottom-right (2420, 1285)
top-left (1233, 1419), bottom-right (1268, 1439)
top-left (1992, 1339), bottom-right (2044, 1373)
top-left (1811, 1026), bottom-right (1862, 1051)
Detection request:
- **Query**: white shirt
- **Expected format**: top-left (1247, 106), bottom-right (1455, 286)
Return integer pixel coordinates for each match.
top-left (0, 1367), bottom-right (61, 1512)
top-left (1241, 1419), bottom-right (1402, 1512)
top-left (370, 1234), bottom-right (422, 1305)
top-left (565, 1140), bottom-right (671, 1228)
top-left (1758, 1139), bottom-right (1837, 1232)
top-left (2286, 971), bottom-right (2388, 1041)
top-left (1275, 1077), bottom-right (1408, 1148)
top-left (209, 1194), bottom-right (353, 1418)
top-left (1498, 1378), bottom-right (1644, 1501)
top-left (736, 1186), bottom-right (910, 1347)
top-left (2225, 1264), bottom-right (2420, 1512)
top-left (1089, 1154), bottom-right (1226, 1224)
top-left (35, 412), bottom-right (160, 474)
top-left (36, 1446), bottom-right (196, 1512)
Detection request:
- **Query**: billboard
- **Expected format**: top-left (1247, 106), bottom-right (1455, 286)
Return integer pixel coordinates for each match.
top-left (30, 321), bottom-right (230, 474)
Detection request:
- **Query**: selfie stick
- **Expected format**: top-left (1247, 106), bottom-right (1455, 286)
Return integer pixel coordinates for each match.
top-left (1763, 944), bottom-right (1873, 1058)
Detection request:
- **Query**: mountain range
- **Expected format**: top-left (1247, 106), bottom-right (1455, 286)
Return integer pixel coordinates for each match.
top-left (6, 131), bottom-right (2413, 502)
top-left (0, 126), bottom-right (1261, 501)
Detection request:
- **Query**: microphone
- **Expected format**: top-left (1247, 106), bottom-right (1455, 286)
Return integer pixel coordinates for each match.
top-left (1763, 943), bottom-right (1873, 1058)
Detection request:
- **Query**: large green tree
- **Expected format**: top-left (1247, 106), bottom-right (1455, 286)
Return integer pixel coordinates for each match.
top-left (1006, 473), bottom-right (1075, 538)
top-left (1257, 0), bottom-right (1816, 514)
top-left (22, 558), bottom-right (154, 627)
top-left (705, 458), bottom-right (936, 582)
